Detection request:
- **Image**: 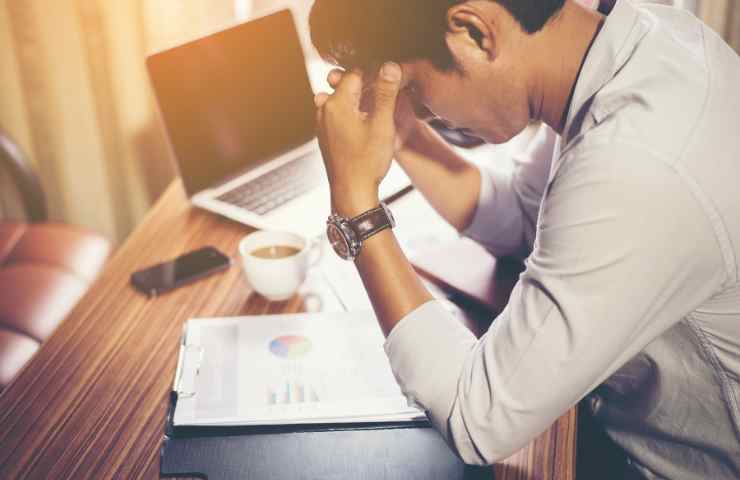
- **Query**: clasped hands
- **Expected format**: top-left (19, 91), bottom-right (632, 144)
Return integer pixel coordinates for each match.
top-left (314, 62), bottom-right (413, 218)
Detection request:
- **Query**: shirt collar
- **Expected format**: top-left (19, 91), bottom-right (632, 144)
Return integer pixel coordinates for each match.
top-left (562, 0), bottom-right (650, 144)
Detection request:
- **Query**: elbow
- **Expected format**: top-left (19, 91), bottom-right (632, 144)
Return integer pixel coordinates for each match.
top-left (443, 396), bottom-right (528, 466)
top-left (452, 442), bottom-right (497, 467)
top-left (447, 424), bottom-right (519, 467)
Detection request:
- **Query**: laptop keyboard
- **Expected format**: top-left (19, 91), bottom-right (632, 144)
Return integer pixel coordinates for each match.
top-left (216, 154), bottom-right (324, 215)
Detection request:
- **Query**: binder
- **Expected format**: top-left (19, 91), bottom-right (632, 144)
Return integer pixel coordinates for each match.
top-left (160, 390), bottom-right (490, 479)
top-left (160, 324), bottom-right (490, 479)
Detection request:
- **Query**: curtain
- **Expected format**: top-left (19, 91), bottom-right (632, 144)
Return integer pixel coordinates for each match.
top-left (633, 0), bottom-right (739, 52)
top-left (699, 0), bottom-right (740, 52)
top-left (0, 0), bottom-right (275, 244)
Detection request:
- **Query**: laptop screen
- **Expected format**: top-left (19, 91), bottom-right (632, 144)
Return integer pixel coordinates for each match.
top-left (147, 10), bottom-right (316, 196)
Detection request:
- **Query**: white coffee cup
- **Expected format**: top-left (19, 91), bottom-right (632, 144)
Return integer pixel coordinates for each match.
top-left (238, 231), bottom-right (322, 301)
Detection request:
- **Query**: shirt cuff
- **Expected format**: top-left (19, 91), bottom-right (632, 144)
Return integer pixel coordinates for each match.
top-left (384, 300), bottom-right (477, 438)
top-left (462, 165), bottom-right (524, 257)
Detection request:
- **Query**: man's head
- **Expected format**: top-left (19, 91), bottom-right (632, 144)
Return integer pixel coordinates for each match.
top-left (310, 0), bottom-right (567, 143)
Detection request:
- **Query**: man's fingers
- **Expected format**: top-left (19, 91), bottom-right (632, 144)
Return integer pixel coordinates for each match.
top-left (371, 62), bottom-right (403, 130)
top-left (314, 92), bottom-right (330, 108)
top-left (333, 69), bottom-right (363, 109)
top-left (327, 69), bottom-right (343, 89)
top-left (315, 93), bottom-right (328, 129)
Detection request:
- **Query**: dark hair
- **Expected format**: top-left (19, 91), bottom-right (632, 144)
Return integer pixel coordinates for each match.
top-left (310, 0), bottom-right (566, 70)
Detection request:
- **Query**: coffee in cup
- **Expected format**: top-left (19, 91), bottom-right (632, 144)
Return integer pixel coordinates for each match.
top-left (250, 245), bottom-right (302, 260)
top-left (239, 231), bottom-right (322, 301)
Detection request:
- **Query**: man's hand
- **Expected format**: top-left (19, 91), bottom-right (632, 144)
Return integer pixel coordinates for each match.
top-left (392, 85), bottom-right (425, 153)
top-left (314, 62), bottom-right (403, 217)
top-left (325, 66), bottom-right (429, 153)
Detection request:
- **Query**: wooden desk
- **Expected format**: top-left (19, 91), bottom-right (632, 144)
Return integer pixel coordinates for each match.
top-left (0, 181), bottom-right (576, 479)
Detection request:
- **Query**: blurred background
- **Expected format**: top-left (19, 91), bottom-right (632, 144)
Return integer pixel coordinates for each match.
top-left (1, 0), bottom-right (738, 247)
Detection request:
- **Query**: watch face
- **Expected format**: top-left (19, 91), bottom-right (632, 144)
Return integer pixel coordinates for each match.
top-left (327, 223), bottom-right (351, 259)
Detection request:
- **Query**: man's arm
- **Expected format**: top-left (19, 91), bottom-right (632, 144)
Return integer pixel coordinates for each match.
top-left (394, 122), bottom-right (482, 231)
top-left (399, 123), bottom-right (557, 258)
top-left (315, 68), bottom-right (725, 464)
top-left (314, 64), bottom-right (435, 334)
top-left (384, 142), bottom-right (726, 463)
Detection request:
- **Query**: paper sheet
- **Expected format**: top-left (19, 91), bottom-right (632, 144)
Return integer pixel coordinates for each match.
top-left (173, 312), bottom-right (426, 427)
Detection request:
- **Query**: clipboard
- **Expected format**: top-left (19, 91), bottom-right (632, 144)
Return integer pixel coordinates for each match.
top-left (169, 314), bottom-right (429, 427)
top-left (161, 325), bottom-right (490, 479)
top-left (161, 388), bottom-right (490, 479)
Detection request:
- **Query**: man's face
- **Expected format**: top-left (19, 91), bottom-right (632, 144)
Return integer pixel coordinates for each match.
top-left (399, 57), bottom-right (532, 145)
top-left (391, 0), bottom-right (537, 145)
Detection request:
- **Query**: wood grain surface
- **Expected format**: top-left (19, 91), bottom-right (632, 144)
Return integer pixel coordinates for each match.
top-left (0, 181), bottom-right (576, 479)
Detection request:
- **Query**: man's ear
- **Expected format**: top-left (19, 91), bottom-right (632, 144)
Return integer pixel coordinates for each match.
top-left (445, 4), bottom-right (496, 63)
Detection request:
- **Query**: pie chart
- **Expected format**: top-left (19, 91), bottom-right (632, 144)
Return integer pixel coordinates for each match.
top-left (269, 335), bottom-right (312, 359)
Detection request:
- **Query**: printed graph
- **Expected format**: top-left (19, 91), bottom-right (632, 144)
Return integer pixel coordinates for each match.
top-left (268, 335), bottom-right (312, 359)
top-left (267, 379), bottom-right (321, 405)
top-left (266, 335), bottom-right (320, 405)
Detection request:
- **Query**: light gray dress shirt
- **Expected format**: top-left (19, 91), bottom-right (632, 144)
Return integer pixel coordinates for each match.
top-left (383, 1), bottom-right (740, 478)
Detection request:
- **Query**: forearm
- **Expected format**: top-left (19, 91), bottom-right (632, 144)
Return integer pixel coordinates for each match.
top-left (396, 123), bottom-right (482, 231)
top-left (354, 228), bottom-right (433, 335)
top-left (315, 63), bottom-right (442, 334)
top-left (342, 124), bottom-right (480, 333)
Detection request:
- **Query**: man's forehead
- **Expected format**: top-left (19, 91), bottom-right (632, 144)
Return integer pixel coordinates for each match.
top-left (397, 60), bottom-right (434, 89)
top-left (400, 59), bottom-right (452, 91)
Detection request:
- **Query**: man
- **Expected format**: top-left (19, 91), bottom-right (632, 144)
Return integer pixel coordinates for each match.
top-left (310, 0), bottom-right (740, 478)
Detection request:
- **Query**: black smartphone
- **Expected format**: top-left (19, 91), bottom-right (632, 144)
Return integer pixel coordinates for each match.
top-left (131, 246), bottom-right (231, 297)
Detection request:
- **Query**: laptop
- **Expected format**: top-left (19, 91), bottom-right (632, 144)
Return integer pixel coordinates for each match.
top-left (146, 9), bottom-right (409, 238)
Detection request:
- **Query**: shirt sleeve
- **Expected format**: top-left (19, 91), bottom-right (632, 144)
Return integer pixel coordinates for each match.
top-left (462, 125), bottom-right (557, 259)
top-left (385, 141), bottom-right (727, 464)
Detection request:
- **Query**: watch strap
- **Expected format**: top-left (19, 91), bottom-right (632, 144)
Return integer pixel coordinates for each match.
top-left (351, 204), bottom-right (393, 241)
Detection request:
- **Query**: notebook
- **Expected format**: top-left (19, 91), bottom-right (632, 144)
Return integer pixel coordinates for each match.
top-left (172, 311), bottom-right (427, 427)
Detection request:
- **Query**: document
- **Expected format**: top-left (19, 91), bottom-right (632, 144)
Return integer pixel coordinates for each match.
top-left (172, 312), bottom-right (426, 427)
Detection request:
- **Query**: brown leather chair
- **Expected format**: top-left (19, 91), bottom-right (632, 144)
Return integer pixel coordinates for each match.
top-left (0, 131), bottom-right (110, 389)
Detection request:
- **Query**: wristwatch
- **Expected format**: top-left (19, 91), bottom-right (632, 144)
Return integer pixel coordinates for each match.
top-left (326, 202), bottom-right (396, 261)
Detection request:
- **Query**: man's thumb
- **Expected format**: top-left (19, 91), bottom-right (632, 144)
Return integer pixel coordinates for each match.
top-left (372, 62), bottom-right (402, 128)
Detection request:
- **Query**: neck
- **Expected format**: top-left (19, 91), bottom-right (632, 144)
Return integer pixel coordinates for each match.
top-left (529, 0), bottom-right (604, 134)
